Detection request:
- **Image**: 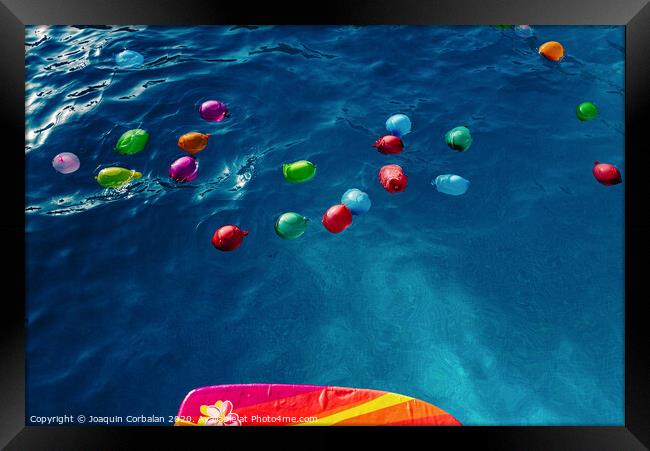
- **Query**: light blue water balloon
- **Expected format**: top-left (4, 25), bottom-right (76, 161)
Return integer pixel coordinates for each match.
top-left (385, 114), bottom-right (412, 137)
top-left (432, 174), bottom-right (470, 196)
top-left (514, 25), bottom-right (535, 38)
top-left (115, 50), bottom-right (144, 68)
top-left (341, 188), bottom-right (371, 215)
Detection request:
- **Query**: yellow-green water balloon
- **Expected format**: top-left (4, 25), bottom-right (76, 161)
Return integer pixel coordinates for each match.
top-left (96, 167), bottom-right (142, 188)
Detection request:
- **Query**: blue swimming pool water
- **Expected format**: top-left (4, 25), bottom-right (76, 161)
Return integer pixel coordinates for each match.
top-left (25, 25), bottom-right (625, 425)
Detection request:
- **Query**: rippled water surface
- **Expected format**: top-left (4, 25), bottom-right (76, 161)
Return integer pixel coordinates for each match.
top-left (25, 25), bottom-right (624, 425)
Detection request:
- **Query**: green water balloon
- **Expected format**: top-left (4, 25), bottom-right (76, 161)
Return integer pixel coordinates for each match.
top-left (275, 212), bottom-right (309, 240)
top-left (96, 167), bottom-right (142, 188)
top-left (576, 102), bottom-right (598, 122)
top-left (445, 126), bottom-right (473, 152)
top-left (282, 160), bottom-right (316, 183)
top-left (115, 129), bottom-right (149, 155)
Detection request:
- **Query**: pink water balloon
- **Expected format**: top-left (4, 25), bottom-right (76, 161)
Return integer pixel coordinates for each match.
top-left (52, 152), bottom-right (80, 174)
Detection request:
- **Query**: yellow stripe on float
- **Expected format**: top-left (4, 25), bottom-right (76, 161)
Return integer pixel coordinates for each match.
top-left (296, 393), bottom-right (413, 426)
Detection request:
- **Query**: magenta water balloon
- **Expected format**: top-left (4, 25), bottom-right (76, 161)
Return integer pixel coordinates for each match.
top-left (199, 100), bottom-right (229, 122)
top-left (169, 156), bottom-right (198, 182)
top-left (52, 152), bottom-right (80, 174)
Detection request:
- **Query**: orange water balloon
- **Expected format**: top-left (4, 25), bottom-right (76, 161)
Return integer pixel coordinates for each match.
top-left (538, 41), bottom-right (564, 62)
top-left (178, 132), bottom-right (210, 155)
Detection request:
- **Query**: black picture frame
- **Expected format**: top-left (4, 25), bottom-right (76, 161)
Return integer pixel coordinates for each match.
top-left (2, 0), bottom-right (648, 449)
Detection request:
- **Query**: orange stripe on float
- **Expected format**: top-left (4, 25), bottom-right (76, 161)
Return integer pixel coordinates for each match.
top-left (334, 399), bottom-right (448, 426)
top-left (174, 418), bottom-right (199, 426)
top-left (386, 413), bottom-right (462, 426)
top-left (297, 393), bottom-right (413, 426)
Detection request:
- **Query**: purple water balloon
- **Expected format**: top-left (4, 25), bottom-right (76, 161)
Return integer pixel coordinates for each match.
top-left (169, 156), bottom-right (198, 182)
top-left (52, 152), bottom-right (80, 174)
top-left (199, 100), bottom-right (229, 122)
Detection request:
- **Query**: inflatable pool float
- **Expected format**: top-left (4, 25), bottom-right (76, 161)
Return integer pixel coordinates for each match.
top-left (174, 384), bottom-right (460, 426)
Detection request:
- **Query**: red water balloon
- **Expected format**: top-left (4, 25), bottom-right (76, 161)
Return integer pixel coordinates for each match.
top-left (212, 225), bottom-right (248, 251)
top-left (373, 135), bottom-right (404, 154)
top-left (378, 164), bottom-right (408, 193)
top-left (593, 161), bottom-right (622, 186)
top-left (322, 204), bottom-right (353, 234)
